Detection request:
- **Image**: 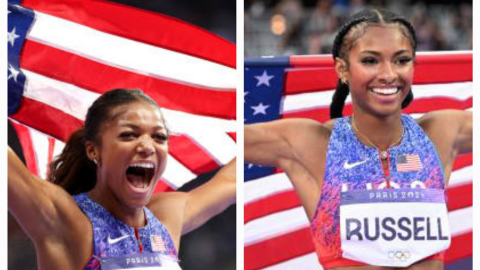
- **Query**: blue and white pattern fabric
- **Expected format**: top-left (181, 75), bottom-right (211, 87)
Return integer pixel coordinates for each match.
top-left (311, 114), bottom-right (449, 267)
top-left (74, 193), bottom-right (180, 270)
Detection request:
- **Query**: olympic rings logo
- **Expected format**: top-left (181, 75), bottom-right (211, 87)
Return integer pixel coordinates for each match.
top-left (388, 250), bottom-right (411, 261)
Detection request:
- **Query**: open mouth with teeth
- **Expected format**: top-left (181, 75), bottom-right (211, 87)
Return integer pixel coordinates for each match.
top-left (370, 87), bottom-right (401, 95)
top-left (125, 163), bottom-right (155, 190)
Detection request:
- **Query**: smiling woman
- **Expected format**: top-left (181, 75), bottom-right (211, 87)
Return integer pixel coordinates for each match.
top-left (8, 89), bottom-right (236, 270)
top-left (244, 8), bottom-right (472, 270)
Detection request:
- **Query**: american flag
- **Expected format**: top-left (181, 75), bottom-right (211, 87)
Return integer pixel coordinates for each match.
top-left (151, 235), bottom-right (166, 252)
top-left (244, 52), bottom-right (472, 270)
top-left (7, 0), bottom-right (236, 192)
top-left (396, 154), bottom-right (423, 172)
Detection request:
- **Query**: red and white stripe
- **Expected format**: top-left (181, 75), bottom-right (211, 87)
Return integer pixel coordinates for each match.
top-left (9, 0), bottom-right (236, 191)
top-left (244, 51), bottom-right (472, 270)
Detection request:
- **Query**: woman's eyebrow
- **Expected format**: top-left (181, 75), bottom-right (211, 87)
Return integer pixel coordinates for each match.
top-left (119, 123), bottom-right (166, 131)
top-left (359, 49), bottom-right (411, 56)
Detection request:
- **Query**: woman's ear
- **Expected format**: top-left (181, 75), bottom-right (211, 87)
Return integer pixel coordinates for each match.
top-left (85, 141), bottom-right (99, 163)
top-left (334, 57), bottom-right (348, 84)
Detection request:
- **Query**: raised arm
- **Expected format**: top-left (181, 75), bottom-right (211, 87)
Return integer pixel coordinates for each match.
top-left (8, 147), bottom-right (90, 253)
top-left (148, 158), bottom-right (236, 248)
top-left (420, 110), bottom-right (472, 154)
top-left (180, 158), bottom-right (236, 234)
top-left (246, 119), bottom-right (332, 220)
top-left (452, 110), bottom-right (472, 154)
top-left (419, 110), bottom-right (472, 184)
top-left (245, 119), bottom-right (330, 168)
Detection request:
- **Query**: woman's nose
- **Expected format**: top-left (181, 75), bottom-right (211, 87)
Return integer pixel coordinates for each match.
top-left (378, 62), bottom-right (397, 84)
top-left (136, 138), bottom-right (155, 155)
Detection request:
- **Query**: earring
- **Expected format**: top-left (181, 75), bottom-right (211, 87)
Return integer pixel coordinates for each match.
top-left (93, 158), bottom-right (98, 165)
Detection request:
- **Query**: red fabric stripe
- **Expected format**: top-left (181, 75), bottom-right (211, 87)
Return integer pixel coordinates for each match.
top-left (452, 153), bottom-right (472, 171)
top-left (285, 67), bottom-right (337, 94)
top-left (245, 191), bottom-right (299, 224)
top-left (282, 99), bottom-right (472, 123)
top-left (287, 54), bottom-right (472, 94)
top-left (445, 231), bottom-right (472, 263)
top-left (227, 132), bottom-right (237, 142)
top-left (10, 121), bottom-right (39, 176)
top-left (10, 98), bottom-right (84, 142)
top-left (447, 183), bottom-right (472, 211)
top-left (168, 135), bottom-right (220, 175)
top-left (153, 180), bottom-right (175, 194)
top-left (245, 228), bottom-right (472, 270)
top-left (21, 40), bottom-right (236, 119)
top-left (244, 228), bottom-right (314, 270)
top-left (22, 0), bottom-right (235, 68)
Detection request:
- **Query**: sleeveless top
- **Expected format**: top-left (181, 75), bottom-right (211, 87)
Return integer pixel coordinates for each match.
top-left (74, 193), bottom-right (179, 270)
top-left (310, 115), bottom-right (447, 268)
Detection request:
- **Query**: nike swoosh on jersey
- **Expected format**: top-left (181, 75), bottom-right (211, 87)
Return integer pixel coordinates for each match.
top-left (107, 234), bottom-right (130, 245)
top-left (343, 159), bottom-right (368, 169)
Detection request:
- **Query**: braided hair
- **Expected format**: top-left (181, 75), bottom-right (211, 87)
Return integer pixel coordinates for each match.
top-left (329, 8), bottom-right (417, 119)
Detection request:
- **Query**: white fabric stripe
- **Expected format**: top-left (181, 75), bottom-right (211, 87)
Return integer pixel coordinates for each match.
top-left (29, 127), bottom-right (51, 179)
top-left (22, 70), bottom-right (237, 133)
top-left (262, 253), bottom-right (323, 270)
top-left (244, 207), bottom-right (308, 246)
top-left (29, 12), bottom-right (235, 89)
top-left (53, 140), bottom-right (66, 161)
top-left (449, 207), bottom-right (473, 236)
top-left (245, 166), bottom-right (471, 206)
top-left (244, 205), bottom-right (472, 246)
top-left (23, 70), bottom-right (98, 121)
top-left (162, 155), bottom-right (197, 189)
top-left (181, 132), bottom-right (236, 164)
top-left (244, 173), bottom-right (293, 204)
top-left (283, 82), bottom-right (472, 113)
top-left (449, 166), bottom-right (472, 187)
top-left (414, 50), bottom-right (472, 55)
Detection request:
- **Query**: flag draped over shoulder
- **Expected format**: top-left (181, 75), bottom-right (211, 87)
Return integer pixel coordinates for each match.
top-left (244, 52), bottom-right (472, 270)
top-left (8, 0), bottom-right (236, 191)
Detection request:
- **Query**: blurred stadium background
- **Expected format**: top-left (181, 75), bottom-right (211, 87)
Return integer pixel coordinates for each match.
top-left (245, 0), bottom-right (472, 56)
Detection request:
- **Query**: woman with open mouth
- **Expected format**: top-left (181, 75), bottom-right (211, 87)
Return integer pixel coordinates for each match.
top-left (8, 89), bottom-right (236, 270)
top-left (244, 8), bottom-right (471, 270)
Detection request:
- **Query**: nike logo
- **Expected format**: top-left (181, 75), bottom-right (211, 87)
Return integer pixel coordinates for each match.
top-left (343, 159), bottom-right (368, 170)
top-left (107, 234), bottom-right (130, 245)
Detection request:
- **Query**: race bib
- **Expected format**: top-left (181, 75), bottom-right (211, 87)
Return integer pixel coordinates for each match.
top-left (98, 253), bottom-right (181, 270)
top-left (340, 188), bottom-right (450, 267)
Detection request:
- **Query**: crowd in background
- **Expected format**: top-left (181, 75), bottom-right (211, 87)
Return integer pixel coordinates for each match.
top-left (245, 0), bottom-right (472, 56)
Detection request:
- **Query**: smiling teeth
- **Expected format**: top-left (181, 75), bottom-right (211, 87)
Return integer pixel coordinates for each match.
top-left (372, 88), bottom-right (398, 95)
top-left (130, 163), bottom-right (154, 169)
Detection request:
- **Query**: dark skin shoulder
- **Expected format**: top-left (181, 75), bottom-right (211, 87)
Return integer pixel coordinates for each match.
top-left (245, 118), bottom-right (334, 220)
top-left (8, 147), bottom-right (93, 270)
top-left (417, 110), bottom-right (472, 185)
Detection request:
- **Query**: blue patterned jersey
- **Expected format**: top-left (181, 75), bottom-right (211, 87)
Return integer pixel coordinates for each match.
top-left (310, 114), bottom-right (446, 268)
top-left (74, 193), bottom-right (178, 270)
